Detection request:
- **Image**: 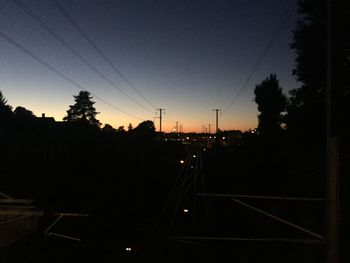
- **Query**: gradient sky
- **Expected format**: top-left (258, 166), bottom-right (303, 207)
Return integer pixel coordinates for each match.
top-left (0, 0), bottom-right (300, 132)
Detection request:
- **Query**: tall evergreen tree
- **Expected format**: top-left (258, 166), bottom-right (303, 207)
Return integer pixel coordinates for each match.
top-left (0, 91), bottom-right (12, 113)
top-left (0, 91), bottom-right (13, 134)
top-left (288, 0), bottom-right (349, 137)
top-left (254, 74), bottom-right (286, 137)
top-left (286, 0), bottom-right (327, 139)
top-left (64, 90), bottom-right (101, 127)
top-left (0, 91), bottom-right (10, 107)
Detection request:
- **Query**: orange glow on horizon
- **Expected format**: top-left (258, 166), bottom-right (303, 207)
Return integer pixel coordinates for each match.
top-left (27, 104), bottom-right (257, 134)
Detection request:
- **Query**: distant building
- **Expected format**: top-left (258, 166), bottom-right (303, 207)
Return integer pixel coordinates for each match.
top-left (36, 113), bottom-right (55, 125)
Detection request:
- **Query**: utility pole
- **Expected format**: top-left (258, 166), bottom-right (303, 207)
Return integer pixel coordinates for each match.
top-left (212, 109), bottom-right (221, 133)
top-left (175, 121), bottom-right (179, 133)
top-left (326, 0), bottom-right (339, 262)
top-left (156, 109), bottom-right (165, 133)
top-left (208, 123), bottom-right (211, 134)
top-left (179, 124), bottom-right (183, 133)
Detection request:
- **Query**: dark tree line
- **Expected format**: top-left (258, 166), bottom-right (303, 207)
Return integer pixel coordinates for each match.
top-left (249, 0), bottom-right (348, 261)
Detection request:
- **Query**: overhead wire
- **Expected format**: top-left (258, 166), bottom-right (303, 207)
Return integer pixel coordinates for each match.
top-left (51, 0), bottom-right (158, 111)
top-left (222, 2), bottom-right (294, 114)
top-left (0, 30), bottom-right (144, 121)
top-left (12, 0), bottom-right (155, 115)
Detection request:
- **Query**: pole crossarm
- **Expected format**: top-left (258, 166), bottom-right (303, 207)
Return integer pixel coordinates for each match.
top-left (231, 197), bottom-right (325, 240)
top-left (169, 236), bottom-right (325, 245)
top-left (197, 193), bottom-right (325, 202)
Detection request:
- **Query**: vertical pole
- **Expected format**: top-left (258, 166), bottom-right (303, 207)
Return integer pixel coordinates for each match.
top-left (212, 109), bottom-right (221, 133)
top-left (160, 109), bottom-right (162, 133)
top-left (157, 109), bottom-right (164, 133)
top-left (208, 124), bottom-right (211, 134)
top-left (326, 0), bottom-right (339, 262)
top-left (216, 110), bottom-right (219, 133)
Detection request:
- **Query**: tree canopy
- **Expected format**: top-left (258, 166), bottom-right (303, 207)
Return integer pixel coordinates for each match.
top-left (254, 74), bottom-right (286, 137)
top-left (0, 91), bottom-right (12, 115)
top-left (0, 91), bottom-right (13, 134)
top-left (286, 0), bottom-right (327, 137)
top-left (14, 106), bottom-right (35, 119)
top-left (133, 120), bottom-right (156, 140)
top-left (63, 90), bottom-right (101, 127)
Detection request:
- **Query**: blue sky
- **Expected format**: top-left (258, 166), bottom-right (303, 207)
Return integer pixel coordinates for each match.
top-left (0, 0), bottom-right (300, 132)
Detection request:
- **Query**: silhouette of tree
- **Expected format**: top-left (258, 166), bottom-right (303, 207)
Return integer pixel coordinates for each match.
top-left (0, 91), bottom-right (12, 116)
top-left (128, 123), bottom-right (133, 132)
top-left (286, 0), bottom-right (327, 138)
top-left (0, 91), bottom-right (13, 136)
top-left (133, 120), bottom-right (156, 140)
top-left (14, 106), bottom-right (35, 120)
top-left (288, 0), bottom-right (349, 136)
top-left (117, 126), bottom-right (126, 133)
top-left (102, 124), bottom-right (115, 133)
top-left (0, 91), bottom-right (11, 108)
top-left (254, 74), bottom-right (286, 137)
top-left (63, 90), bottom-right (101, 127)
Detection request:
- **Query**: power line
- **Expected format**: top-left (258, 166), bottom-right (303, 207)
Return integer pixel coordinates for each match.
top-left (0, 30), bottom-right (144, 121)
top-left (223, 3), bottom-right (294, 114)
top-left (12, 0), bottom-right (154, 115)
top-left (51, 0), bottom-right (158, 110)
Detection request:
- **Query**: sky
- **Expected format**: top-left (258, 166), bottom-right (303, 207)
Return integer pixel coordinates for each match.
top-left (0, 0), bottom-right (300, 133)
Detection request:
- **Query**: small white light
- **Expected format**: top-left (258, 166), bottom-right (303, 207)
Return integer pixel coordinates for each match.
top-left (180, 160), bottom-right (184, 164)
top-left (222, 137), bottom-right (225, 140)
top-left (125, 247), bottom-right (132, 251)
top-left (186, 137), bottom-right (190, 140)
top-left (190, 166), bottom-right (193, 169)
top-left (193, 155), bottom-right (196, 158)
top-left (183, 209), bottom-right (189, 213)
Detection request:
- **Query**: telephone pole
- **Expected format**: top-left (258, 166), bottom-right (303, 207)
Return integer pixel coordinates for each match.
top-left (212, 109), bottom-right (221, 133)
top-left (326, 0), bottom-right (339, 262)
top-left (156, 109), bottom-right (165, 132)
top-left (208, 123), bottom-right (211, 134)
top-left (175, 121), bottom-right (179, 133)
